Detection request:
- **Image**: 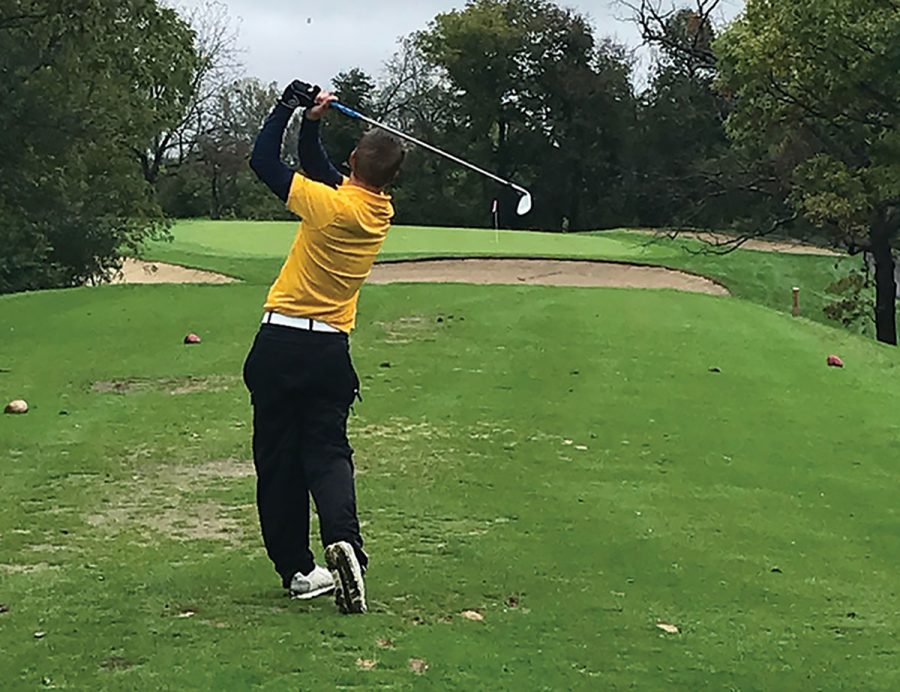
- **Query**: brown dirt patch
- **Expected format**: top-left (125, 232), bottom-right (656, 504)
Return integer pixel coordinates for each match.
top-left (144, 502), bottom-right (246, 544)
top-left (375, 316), bottom-right (434, 344)
top-left (0, 562), bottom-right (57, 575)
top-left (368, 258), bottom-right (729, 296)
top-left (92, 376), bottom-right (237, 396)
top-left (158, 457), bottom-right (255, 485)
top-left (100, 656), bottom-right (142, 672)
top-left (354, 418), bottom-right (450, 443)
top-left (86, 458), bottom-right (255, 546)
top-left (26, 544), bottom-right (68, 553)
top-left (112, 259), bottom-right (237, 285)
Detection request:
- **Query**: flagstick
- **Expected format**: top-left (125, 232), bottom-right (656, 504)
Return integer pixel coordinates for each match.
top-left (492, 198), bottom-right (499, 244)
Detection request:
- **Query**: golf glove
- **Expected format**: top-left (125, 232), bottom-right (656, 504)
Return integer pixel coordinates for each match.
top-left (280, 80), bottom-right (321, 111)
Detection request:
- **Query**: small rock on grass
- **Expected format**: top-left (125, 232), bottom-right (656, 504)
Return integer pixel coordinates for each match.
top-left (4, 399), bottom-right (28, 414)
top-left (356, 658), bottom-right (377, 670)
top-left (656, 622), bottom-right (679, 634)
top-left (408, 658), bottom-right (428, 675)
top-left (461, 610), bottom-right (484, 622)
top-left (827, 354), bottom-right (844, 368)
top-left (0, 603), bottom-right (9, 614)
top-left (183, 333), bottom-right (202, 345)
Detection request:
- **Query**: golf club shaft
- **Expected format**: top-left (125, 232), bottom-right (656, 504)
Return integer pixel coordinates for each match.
top-left (331, 102), bottom-right (527, 196)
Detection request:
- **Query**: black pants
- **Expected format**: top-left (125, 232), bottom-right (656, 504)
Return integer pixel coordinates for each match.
top-left (242, 324), bottom-right (367, 588)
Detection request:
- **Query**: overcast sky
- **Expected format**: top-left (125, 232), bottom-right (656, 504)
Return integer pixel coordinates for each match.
top-left (170, 1), bottom-right (745, 88)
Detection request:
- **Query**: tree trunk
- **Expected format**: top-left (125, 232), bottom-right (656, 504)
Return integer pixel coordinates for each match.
top-left (870, 227), bottom-right (897, 345)
top-left (568, 166), bottom-right (582, 231)
top-left (210, 170), bottom-right (221, 220)
top-left (497, 116), bottom-right (508, 178)
top-left (145, 152), bottom-right (162, 185)
top-left (492, 116), bottom-right (513, 230)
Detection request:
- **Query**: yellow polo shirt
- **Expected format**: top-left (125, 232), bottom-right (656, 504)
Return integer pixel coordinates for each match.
top-left (264, 173), bottom-right (394, 333)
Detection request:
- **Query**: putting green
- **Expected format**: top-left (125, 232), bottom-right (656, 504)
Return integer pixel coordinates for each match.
top-left (153, 219), bottom-right (643, 260)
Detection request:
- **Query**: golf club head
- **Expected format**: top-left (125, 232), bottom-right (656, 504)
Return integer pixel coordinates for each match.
top-left (514, 188), bottom-right (533, 216)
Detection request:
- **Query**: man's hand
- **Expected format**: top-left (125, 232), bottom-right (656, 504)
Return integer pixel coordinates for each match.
top-left (305, 90), bottom-right (338, 121)
top-left (280, 80), bottom-right (321, 111)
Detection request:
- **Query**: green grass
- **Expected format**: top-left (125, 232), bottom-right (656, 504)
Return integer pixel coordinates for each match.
top-left (150, 219), bottom-right (642, 260)
top-left (1, 224), bottom-right (898, 689)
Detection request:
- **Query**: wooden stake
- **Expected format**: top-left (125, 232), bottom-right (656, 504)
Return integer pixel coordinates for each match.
top-left (792, 287), bottom-right (801, 317)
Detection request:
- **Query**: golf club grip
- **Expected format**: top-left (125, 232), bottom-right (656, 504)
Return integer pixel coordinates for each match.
top-left (331, 102), bottom-right (362, 119)
top-left (332, 102), bottom-right (516, 191)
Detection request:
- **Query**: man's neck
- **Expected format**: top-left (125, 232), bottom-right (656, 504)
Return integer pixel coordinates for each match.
top-left (348, 174), bottom-right (382, 194)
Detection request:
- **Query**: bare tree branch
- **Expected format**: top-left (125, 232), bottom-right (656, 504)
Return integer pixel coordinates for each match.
top-left (141, 0), bottom-right (243, 183)
top-left (766, 71), bottom-right (888, 130)
top-left (618, 0), bottom-right (722, 72)
top-left (0, 11), bottom-right (46, 30)
top-left (664, 211), bottom-right (802, 255)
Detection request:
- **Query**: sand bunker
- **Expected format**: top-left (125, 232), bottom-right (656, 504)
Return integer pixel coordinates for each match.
top-left (115, 257), bottom-right (727, 296)
top-left (368, 258), bottom-right (729, 295)
top-left (112, 259), bottom-right (238, 285)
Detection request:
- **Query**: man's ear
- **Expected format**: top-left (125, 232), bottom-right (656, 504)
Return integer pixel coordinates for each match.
top-left (349, 149), bottom-right (358, 172)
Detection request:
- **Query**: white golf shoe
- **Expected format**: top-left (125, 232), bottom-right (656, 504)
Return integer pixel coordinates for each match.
top-left (289, 565), bottom-right (335, 600)
top-left (325, 542), bottom-right (367, 614)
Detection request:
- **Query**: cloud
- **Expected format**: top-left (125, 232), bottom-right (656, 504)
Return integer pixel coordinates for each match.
top-left (170, 0), bottom-right (743, 88)
top-left (173, 0), bottom-right (469, 86)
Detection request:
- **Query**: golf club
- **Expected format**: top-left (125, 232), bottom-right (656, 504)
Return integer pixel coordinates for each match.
top-left (331, 102), bottom-right (533, 216)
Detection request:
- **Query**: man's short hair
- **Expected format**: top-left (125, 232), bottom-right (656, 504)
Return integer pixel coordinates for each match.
top-left (353, 128), bottom-right (405, 189)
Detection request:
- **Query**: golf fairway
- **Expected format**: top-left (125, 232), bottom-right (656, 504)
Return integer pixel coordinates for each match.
top-left (1, 267), bottom-right (897, 688)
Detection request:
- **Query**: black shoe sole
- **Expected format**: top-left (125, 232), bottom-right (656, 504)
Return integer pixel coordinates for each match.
top-left (325, 543), bottom-right (367, 614)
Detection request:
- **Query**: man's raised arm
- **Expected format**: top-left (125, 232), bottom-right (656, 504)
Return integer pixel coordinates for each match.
top-left (298, 91), bottom-right (344, 188)
top-left (249, 80), bottom-right (321, 202)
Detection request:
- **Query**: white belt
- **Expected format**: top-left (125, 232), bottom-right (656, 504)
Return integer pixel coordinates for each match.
top-left (262, 311), bottom-right (341, 333)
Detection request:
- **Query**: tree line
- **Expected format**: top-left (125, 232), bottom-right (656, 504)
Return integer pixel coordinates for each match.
top-left (1, 0), bottom-right (898, 343)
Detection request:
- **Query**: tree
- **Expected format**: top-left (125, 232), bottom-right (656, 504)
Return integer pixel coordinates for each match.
top-left (621, 0), bottom-right (722, 72)
top-left (621, 0), bottom-right (782, 235)
top-left (417, 0), bottom-right (638, 230)
top-left (371, 36), bottom-right (460, 226)
top-left (321, 68), bottom-right (378, 173)
top-left (0, 0), bottom-right (197, 292)
top-left (522, 36), bottom-right (638, 230)
top-left (138, 0), bottom-right (241, 185)
top-left (630, 7), bottom-right (731, 228)
top-left (716, 0), bottom-right (900, 344)
top-left (184, 78), bottom-right (285, 219)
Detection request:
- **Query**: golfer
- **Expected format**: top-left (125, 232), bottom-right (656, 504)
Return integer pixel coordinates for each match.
top-left (243, 80), bottom-right (404, 614)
